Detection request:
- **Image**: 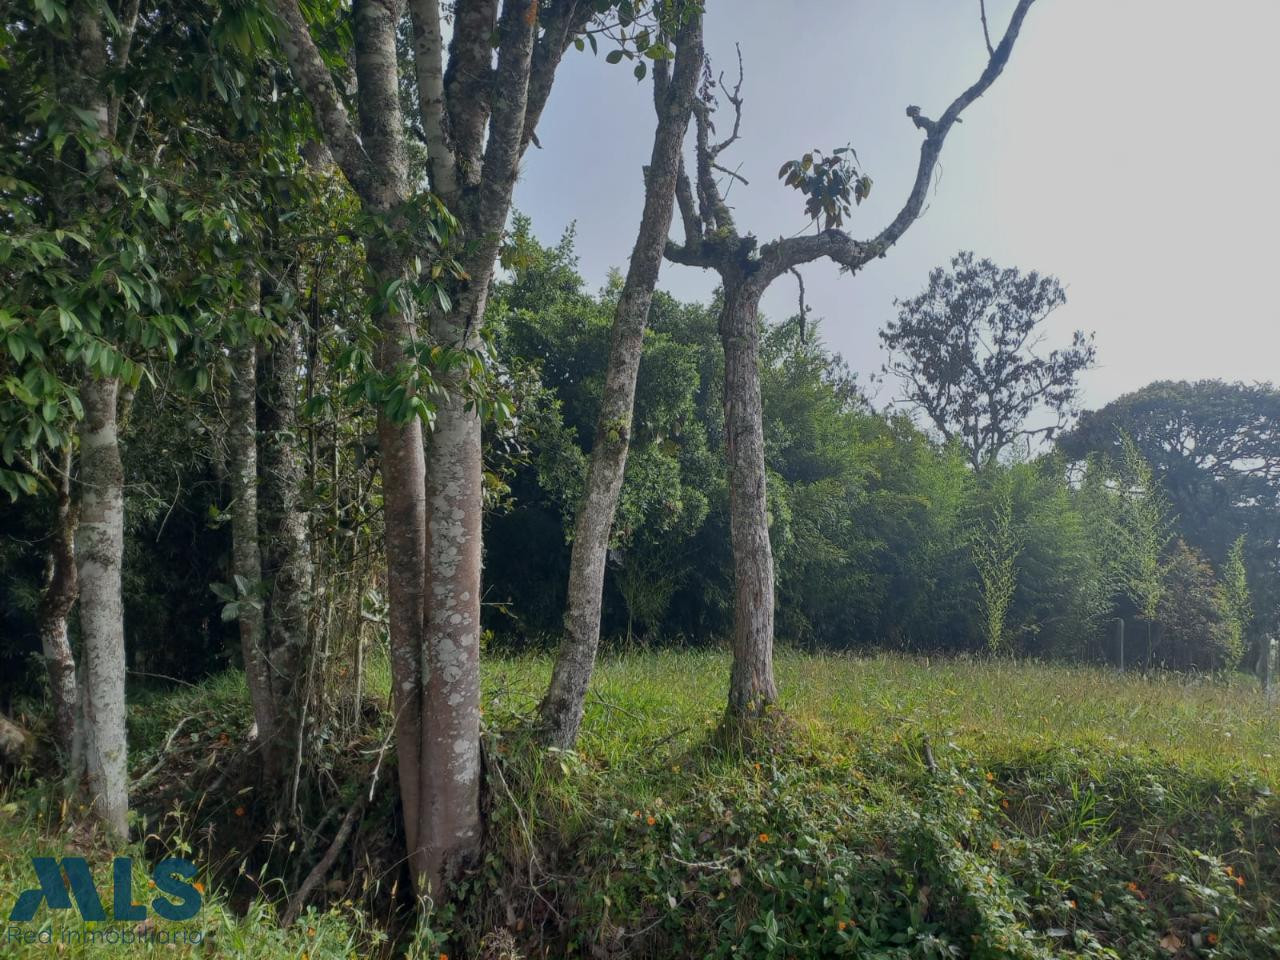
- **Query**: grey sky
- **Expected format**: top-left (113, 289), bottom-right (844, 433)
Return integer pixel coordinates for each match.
top-left (515, 0), bottom-right (1280, 410)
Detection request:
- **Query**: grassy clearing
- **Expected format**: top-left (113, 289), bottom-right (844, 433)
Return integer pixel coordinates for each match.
top-left (3, 653), bottom-right (1279, 958)
top-left (473, 653), bottom-right (1280, 959)
top-left (478, 652), bottom-right (1280, 784)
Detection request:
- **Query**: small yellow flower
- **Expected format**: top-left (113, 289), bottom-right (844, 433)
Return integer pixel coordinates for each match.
top-left (307, 926), bottom-right (316, 937)
top-left (837, 920), bottom-right (847, 931)
top-left (758, 833), bottom-right (769, 844)
top-left (985, 772), bottom-right (995, 782)
top-left (990, 839), bottom-right (1002, 852)
top-left (646, 815), bottom-right (656, 826)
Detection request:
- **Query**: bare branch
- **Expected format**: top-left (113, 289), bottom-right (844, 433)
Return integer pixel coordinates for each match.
top-left (789, 267), bottom-right (808, 341)
top-left (407, 0), bottom-right (460, 203)
top-left (270, 0), bottom-right (375, 202)
top-left (445, 0), bottom-right (501, 185)
top-left (522, 0), bottom-right (598, 155)
top-left (674, 156), bottom-right (703, 245)
top-left (711, 160), bottom-right (749, 188)
top-left (864, 0), bottom-right (1036, 258)
top-left (979, 0), bottom-right (996, 56)
top-left (709, 44), bottom-right (744, 158)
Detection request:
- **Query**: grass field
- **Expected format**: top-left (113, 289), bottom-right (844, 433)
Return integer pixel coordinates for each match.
top-left (479, 652), bottom-right (1280, 784)
top-left (3, 653), bottom-right (1279, 958)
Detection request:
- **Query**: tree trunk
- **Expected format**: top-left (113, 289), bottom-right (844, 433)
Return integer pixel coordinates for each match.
top-left (74, 374), bottom-right (128, 839)
top-left (540, 12), bottom-right (703, 750)
top-left (228, 287), bottom-right (277, 768)
top-left (367, 238), bottom-right (431, 886)
top-left (421, 307), bottom-right (485, 891)
top-left (719, 279), bottom-right (777, 719)
top-left (38, 450), bottom-right (79, 759)
top-left (256, 301), bottom-right (312, 786)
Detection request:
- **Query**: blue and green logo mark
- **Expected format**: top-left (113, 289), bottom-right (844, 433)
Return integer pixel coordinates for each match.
top-left (8, 857), bottom-right (202, 923)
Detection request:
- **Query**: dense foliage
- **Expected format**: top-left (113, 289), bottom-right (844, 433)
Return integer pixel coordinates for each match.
top-left (3, 225), bottom-right (1270, 706)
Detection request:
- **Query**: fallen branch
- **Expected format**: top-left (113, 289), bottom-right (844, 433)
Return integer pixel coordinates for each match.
top-left (281, 792), bottom-right (368, 927)
top-left (131, 716), bottom-right (193, 789)
top-left (281, 725), bottom-right (395, 927)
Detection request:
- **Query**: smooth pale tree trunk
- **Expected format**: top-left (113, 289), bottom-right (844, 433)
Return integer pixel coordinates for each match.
top-left (75, 375), bottom-right (128, 838)
top-left (38, 450), bottom-right (79, 758)
top-left (369, 239), bottom-right (431, 881)
top-left (272, 0), bottom-right (598, 899)
top-left (258, 305), bottom-right (313, 786)
top-left (540, 12), bottom-right (703, 750)
top-left (421, 307), bottom-right (485, 888)
top-left (719, 279), bottom-right (777, 718)
top-left (228, 291), bottom-right (277, 768)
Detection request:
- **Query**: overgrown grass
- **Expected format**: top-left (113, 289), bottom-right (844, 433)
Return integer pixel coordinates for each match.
top-left (4, 652), bottom-right (1279, 958)
top-left (470, 653), bottom-right (1280, 958)
top-left (481, 652), bottom-right (1280, 782)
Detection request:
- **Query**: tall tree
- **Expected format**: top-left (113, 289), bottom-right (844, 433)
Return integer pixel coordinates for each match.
top-left (269, 0), bottom-right (668, 894)
top-left (540, 4), bottom-right (703, 750)
top-left (881, 251), bottom-right (1095, 468)
top-left (60, 3), bottom-right (137, 841)
top-left (664, 0), bottom-right (1039, 722)
top-left (1058, 379), bottom-right (1280, 640)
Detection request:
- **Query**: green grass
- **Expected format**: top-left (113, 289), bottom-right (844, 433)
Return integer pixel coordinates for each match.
top-left (4, 652), bottom-right (1280, 959)
top-left (472, 653), bottom-right (1280, 959)
top-left (477, 651), bottom-right (1280, 784)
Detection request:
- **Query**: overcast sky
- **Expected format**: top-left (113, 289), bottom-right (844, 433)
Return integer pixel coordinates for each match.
top-left (513, 0), bottom-right (1280, 411)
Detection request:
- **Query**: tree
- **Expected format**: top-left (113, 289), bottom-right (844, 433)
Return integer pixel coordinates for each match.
top-left (1156, 540), bottom-right (1235, 670)
top-left (269, 0), bottom-right (678, 895)
top-left (972, 471), bottom-right (1020, 653)
top-left (1112, 435), bottom-right (1173, 662)
top-left (540, 5), bottom-right (703, 750)
top-left (1221, 535), bottom-right (1251, 669)
top-left (1059, 379), bottom-right (1280, 639)
top-left (881, 251), bottom-right (1095, 469)
top-left (664, 0), bottom-right (1039, 722)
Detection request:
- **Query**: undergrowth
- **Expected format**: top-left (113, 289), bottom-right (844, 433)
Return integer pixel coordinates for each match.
top-left (2, 652), bottom-right (1278, 959)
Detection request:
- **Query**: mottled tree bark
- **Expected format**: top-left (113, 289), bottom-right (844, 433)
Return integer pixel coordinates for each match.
top-left (665, 0), bottom-right (1038, 724)
top-left (64, 4), bottom-right (130, 841)
top-left (422, 351), bottom-right (484, 885)
top-left (38, 451), bottom-right (79, 759)
top-left (719, 278), bottom-right (777, 717)
top-left (75, 375), bottom-right (128, 839)
top-left (370, 241), bottom-right (430, 882)
top-left (273, 0), bottom-right (600, 898)
top-left (227, 277), bottom-right (277, 770)
top-left (257, 303), bottom-right (313, 786)
top-left (540, 10), bottom-right (703, 749)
